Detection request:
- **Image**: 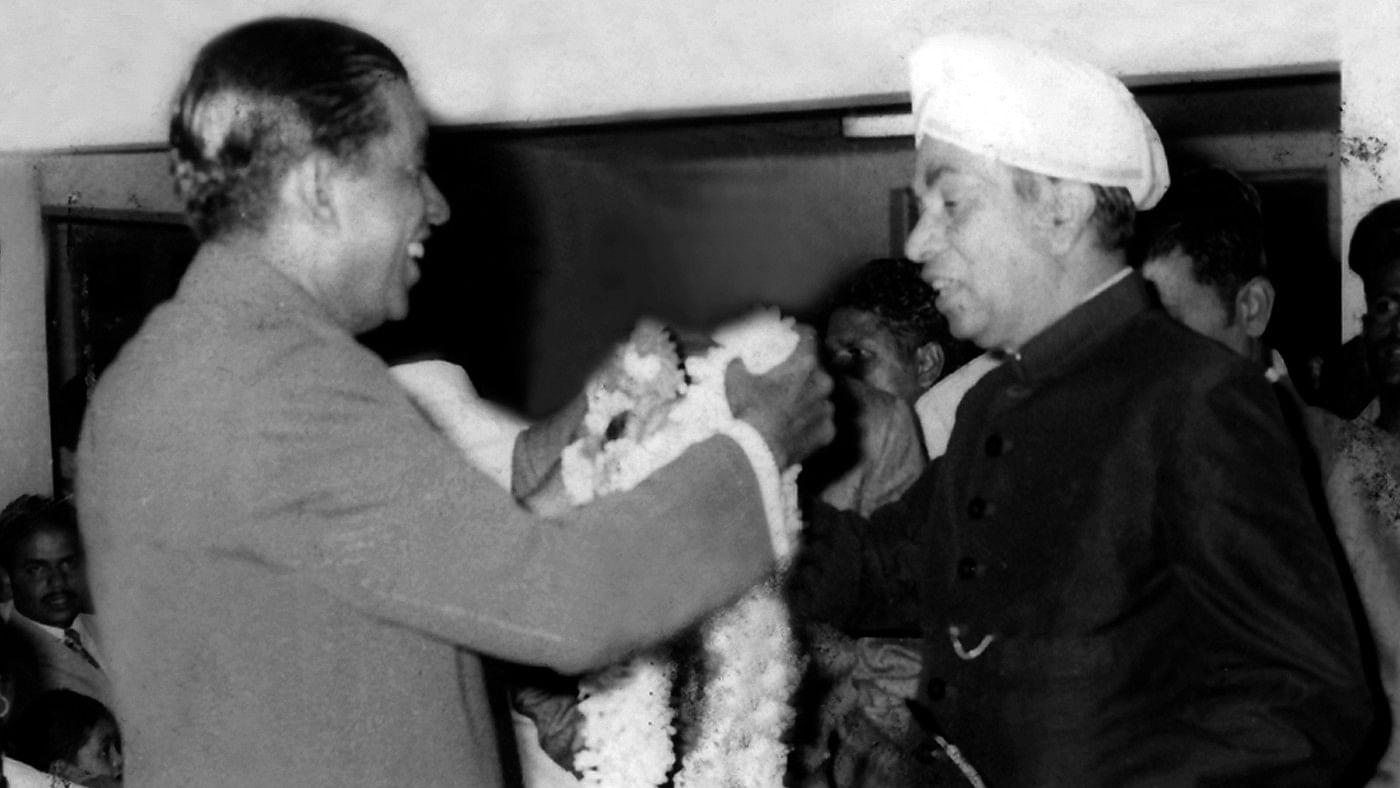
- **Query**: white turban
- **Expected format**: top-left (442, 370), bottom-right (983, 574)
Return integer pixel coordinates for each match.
top-left (909, 32), bottom-right (1169, 210)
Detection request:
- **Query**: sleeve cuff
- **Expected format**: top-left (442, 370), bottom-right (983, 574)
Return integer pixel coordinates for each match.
top-left (715, 420), bottom-right (800, 562)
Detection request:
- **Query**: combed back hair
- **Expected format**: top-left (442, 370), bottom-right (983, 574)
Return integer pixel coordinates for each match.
top-left (10, 690), bottom-right (118, 770)
top-left (1140, 167), bottom-right (1266, 314)
top-left (169, 17), bottom-right (409, 240)
top-left (1146, 220), bottom-right (1265, 316)
top-left (0, 495), bottom-right (78, 570)
top-left (828, 258), bottom-right (966, 365)
top-left (1010, 168), bottom-right (1136, 252)
top-left (1349, 199), bottom-right (1400, 291)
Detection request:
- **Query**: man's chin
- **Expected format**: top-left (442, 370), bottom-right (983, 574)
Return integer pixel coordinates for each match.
top-left (33, 611), bottom-right (78, 628)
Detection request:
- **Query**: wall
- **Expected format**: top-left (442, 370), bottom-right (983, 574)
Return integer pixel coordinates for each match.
top-left (0, 157), bottom-right (52, 503)
top-left (2, 0), bottom-right (1337, 152)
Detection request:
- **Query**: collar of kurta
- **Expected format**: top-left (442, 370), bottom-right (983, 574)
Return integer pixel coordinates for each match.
top-left (990, 269), bottom-right (1151, 385)
top-left (178, 241), bottom-right (344, 333)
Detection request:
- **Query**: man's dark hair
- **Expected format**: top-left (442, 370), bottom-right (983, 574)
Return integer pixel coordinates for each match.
top-left (1141, 167), bottom-right (1266, 315)
top-left (827, 258), bottom-right (972, 373)
top-left (10, 690), bottom-right (118, 772)
top-left (1349, 199), bottom-right (1400, 290)
top-left (0, 495), bottom-right (78, 571)
top-left (169, 17), bottom-right (409, 240)
top-left (1146, 220), bottom-right (1266, 315)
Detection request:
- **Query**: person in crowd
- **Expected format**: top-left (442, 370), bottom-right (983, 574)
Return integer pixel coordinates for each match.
top-left (1351, 200), bottom-right (1400, 433)
top-left (1303, 198), bottom-right (1400, 786)
top-left (791, 31), bottom-right (1373, 786)
top-left (796, 257), bottom-right (966, 786)
top-left (9, 690), bottom-right (122, 787)
top-left (0, 496), bottom-right (110, 714)
top-left (1139, 167), bottom-right (1275, 371)
top-left (76, 17), bottom-right (833, 787)
top-left (808, 256), bottom-right (966, 515)
top-left (1140, 171), bottom-right (1398, 783)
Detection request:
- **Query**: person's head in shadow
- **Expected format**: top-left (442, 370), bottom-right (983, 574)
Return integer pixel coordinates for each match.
top-left (803, 258), bottom-right (968, 506)
top-left (10, 689), bottom-right (123, 786)
top-left (822, 257), bottom-right (967, 405)
top-left (1138, 167), bottom-right (1271, 365)
top-left (1350, 199), bottom-right (1400, 434)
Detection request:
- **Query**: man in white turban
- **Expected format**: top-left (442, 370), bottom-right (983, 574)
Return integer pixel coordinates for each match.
top-left (792, 32), bottom-right (1375, 785)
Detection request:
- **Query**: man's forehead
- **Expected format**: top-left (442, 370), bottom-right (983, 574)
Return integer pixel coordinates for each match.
top-left (912, 137), bottom-right (1001, 190)
top-left (363, 79), bottom-right (427, 147)
top-left (16, 524), bottom-right (80, 553)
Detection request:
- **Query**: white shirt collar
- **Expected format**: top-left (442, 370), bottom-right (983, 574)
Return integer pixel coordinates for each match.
top-left (16, 609), bottom-right (92, 644)
top-left (1081, 267), bottom-right (1133, 305)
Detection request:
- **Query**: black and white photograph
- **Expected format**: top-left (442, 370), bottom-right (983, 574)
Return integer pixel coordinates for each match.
top-left (0, 2), bottom-right (1394, 786)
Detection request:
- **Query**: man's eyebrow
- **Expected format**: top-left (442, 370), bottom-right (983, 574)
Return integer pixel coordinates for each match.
top-left (913, 165), bottom-right (954, 193)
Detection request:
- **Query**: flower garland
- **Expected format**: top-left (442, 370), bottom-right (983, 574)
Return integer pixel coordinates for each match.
top-left (562, 311), bottom-right (804, 787)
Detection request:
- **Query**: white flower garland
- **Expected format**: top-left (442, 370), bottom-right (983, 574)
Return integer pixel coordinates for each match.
top-left (563, 310), bottom-right (804, 787)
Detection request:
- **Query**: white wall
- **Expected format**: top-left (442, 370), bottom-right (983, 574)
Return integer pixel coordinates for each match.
top-left (0, 156), bottom-right (52, 503)
top-left (39, 150), bottom-right (181, 214)
top-left (2, 0), bottom-right (1337, 152)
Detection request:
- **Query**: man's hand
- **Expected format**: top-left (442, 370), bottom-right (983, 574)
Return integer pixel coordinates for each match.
top-left (726, 326), bottom-right (836, 468)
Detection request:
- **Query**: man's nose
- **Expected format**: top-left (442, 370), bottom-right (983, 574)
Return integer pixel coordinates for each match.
top-left (50, 566), bottom-right (76, 591)
top-left (904, 210), bottom-right (947, 262)
top-left (424, 175), bottom-right (451, 226)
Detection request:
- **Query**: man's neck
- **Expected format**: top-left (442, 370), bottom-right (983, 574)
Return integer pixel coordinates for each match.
top-left (1000, 255), bottom-right (1127, 354)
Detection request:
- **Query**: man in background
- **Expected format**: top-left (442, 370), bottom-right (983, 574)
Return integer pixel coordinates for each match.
top-left (1140, 168), bottom-right (1278, 374)
top-left (810, 256), bottom-right (966, 515)
top-left (0, 495), bottom-right (111, 715)
top-left (77, 17), bottom-right (833, 786)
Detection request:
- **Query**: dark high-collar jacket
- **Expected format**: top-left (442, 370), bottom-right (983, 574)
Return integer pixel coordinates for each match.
top-left (795, 272), bottom-right (1375, 786)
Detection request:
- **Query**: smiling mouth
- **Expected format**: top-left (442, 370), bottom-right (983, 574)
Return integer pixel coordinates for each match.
top-left (42, 592), bottom-right (77, 609)
top-left (930, 278), bottom-right (959, 299)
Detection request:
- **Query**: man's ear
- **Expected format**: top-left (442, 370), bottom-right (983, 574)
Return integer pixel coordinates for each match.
top-left (1236, 275), bottom-right (1275, 339)
top-left (914, 342), bottom-right (945, 390)
top-left (281, 152), bottom-right (339, 228)
top-left (1037, 179), bottom-right (1096, 255)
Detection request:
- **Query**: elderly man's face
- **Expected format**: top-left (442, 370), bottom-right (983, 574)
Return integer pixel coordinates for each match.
top-left (6, 523), bottom-right (86, 628)
top-left (904, 138), bottom-right (1057, 352)
top-left (322, 79), bottom-right (451, 334)
top-left (1363, 258), bottom-right (1400, 392)
top-left (1142, 249), bottom-right (1247, 357)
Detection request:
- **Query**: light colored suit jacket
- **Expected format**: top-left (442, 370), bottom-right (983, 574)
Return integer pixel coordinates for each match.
top-left (78, 245), bottom-right (776, 787)
top-left (6, 612), bottom-right (112, 712)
